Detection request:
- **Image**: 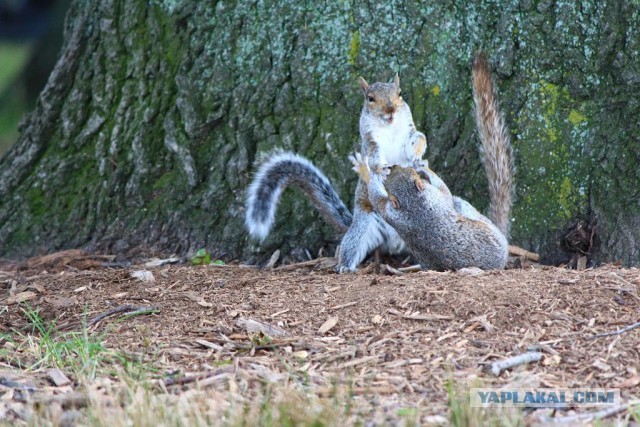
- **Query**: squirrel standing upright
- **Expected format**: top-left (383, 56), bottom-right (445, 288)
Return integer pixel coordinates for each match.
top-left (245, 74), bottom-right (427, 271)
top-left (350, 53), bottom-right (514, 270)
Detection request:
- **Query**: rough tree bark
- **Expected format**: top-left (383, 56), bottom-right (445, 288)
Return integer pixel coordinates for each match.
top-left (0, 1), bottom-right (639, 265)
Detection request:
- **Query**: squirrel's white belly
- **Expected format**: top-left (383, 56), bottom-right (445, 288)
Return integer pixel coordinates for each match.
top-left (374, 115), bottom-right (413, 167)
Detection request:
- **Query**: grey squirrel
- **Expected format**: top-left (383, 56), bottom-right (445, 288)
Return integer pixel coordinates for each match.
top-left (246, 74), bottom-right (427, 271)
top-left (245, 53), bottom-right (513, 271)
top-left (350, 53), bottom-right (514, 270)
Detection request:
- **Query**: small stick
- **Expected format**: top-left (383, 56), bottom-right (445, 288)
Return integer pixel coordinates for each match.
top-left (387, 308), bottom-right (454, 321)
top-left (397, 264), bottom-right (422, 273)
top-left (374, 247), bottom-right (381, 275)
top-left (87, 305), bottom-right (160, 326)
top-left (489, 352), bottom-right (543, 376)
top-left (164, 367), bottom-right (235, 387)
top-left (589, 321), bottom-right (640, 340)
top-left (539, 403), bottom-right (635, 424)
top-left (329, 301), bottom-right (357, 311)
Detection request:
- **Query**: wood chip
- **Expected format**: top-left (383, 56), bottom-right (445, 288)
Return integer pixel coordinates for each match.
top-left (264, 250), bottom-right (280, 269)
top-left (144, 257), bottom-right (180, 267)
top-left (195, 339), bottom-right (223, 351)
top-left (577, 255), bottom-right (587, 271)
top-left (130, 270), bottom-right (155, 282)
top-left (47, 368), bottom-right (71, 387)
top-left (5, 291), bottom-right (37, 305)
top-left (339, 355), bottom-right (380, 369)
top-left (318, 316), bottom-right (339, 334)
top-left (236, 317), bottom-right (287, 337)
top-left (508, 245), bottom-right (540, 261)
top-left (616, 375), bottom-right (640, 388)
top-left (387, 308), bottom-right (454, 321)
top-left (329, 301), bottom-right (357, 311)
top-left (397, 265), bottom-right (422, 273)
top-left (270, 309), bottom-right (290, 318)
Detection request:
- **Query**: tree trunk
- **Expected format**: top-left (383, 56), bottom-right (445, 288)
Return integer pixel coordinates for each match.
top-left (1, 1), bottom-right (639, 266)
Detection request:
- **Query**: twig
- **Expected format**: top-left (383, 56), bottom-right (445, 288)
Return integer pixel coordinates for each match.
top-left (539, 403), bottom-right (635, 424)
top-left (30, 392), bottom-right (89, 408)
top-left (397, 264), bottom-right (423, 273)
top-left (489, 352), bottom-right (543, 376)
top-left (87, 305), bottom-right (160, 326)
top-left (388, 308), bottom-right (454, 321)
top-left (329, 301), bottom-right (357, 311)
top-left (589, 321), bottom-right (640, 340)
top-left (163, 366), bottom-right (235, 387)
top-left (317, 385), bottom-right (397, 397)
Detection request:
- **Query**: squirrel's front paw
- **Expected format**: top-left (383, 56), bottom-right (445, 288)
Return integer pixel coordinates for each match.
top-left (349, 152), bottom-right (371, 183)
top-left (411, 133), bottom-right (427, 159)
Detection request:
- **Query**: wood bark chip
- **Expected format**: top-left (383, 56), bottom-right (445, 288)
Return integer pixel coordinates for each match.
top-left (195, 339), bottom-right (224, 351)
top-left (47, 368), bottom-right (71, 387)
top-left (4, 291), bottom-right (37, 305)
top-left (236, 317), bottom-right (287, 337)
top-left (264, 250), bottom-right (280, 269)
top-left (318, 316), bottom-right (339, 334)
top-left (130, 270), bottom-right (155, 282)
top-left (387, 309), bottom-right (454, 321)
top-left (508, 245), bottom-right (540, 261)
top-left (328, 301), bottom-right (357, 311)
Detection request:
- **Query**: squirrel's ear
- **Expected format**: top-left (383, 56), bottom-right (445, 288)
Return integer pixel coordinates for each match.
top-left (393, 73), bottom-right (400, 88)
top-left (358, 77), bottom-right (369, 95)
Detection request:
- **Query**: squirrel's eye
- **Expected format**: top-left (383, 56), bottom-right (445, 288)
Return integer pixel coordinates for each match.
top-left (367, 96), bottom-right (375, 102)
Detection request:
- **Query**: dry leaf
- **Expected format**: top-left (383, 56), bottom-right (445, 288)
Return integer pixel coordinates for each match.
top-left (372, 315), bottom-right (383, 324)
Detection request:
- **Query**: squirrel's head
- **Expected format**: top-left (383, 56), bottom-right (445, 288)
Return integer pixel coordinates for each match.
top-left (384, 166), bottom-right (429, 210)
top-left (358, 74), bottom-right (403, 124)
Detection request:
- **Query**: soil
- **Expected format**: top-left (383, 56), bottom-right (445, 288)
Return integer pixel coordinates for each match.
top-left (1, 252), bottom-right (640, 424)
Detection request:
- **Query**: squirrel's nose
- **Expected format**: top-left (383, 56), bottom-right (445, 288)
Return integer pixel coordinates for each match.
top-left (384, 104), bottom-right (396, 114)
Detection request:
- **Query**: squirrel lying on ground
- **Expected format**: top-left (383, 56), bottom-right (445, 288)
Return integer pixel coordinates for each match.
top-left (350, 53), bottom-right (514, 270)
top-left (246, 74), bottom-right (427, 271)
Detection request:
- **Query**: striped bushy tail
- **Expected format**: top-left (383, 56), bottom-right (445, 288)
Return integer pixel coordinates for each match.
top-left (245, 151), bottom-right (353, 241)
top-left (472, 52), bottom-right (515, 238)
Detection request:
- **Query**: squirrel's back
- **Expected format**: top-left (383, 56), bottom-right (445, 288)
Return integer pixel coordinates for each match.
top-left (472, 53), bottom-right (514, 238)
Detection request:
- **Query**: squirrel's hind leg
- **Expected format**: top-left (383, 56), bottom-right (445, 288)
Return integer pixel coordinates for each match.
top-left (338, 208), bottom-right (392, 272)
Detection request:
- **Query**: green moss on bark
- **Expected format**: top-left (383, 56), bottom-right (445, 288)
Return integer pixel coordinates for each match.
top-left (1, 0), bottom-right (639, 266)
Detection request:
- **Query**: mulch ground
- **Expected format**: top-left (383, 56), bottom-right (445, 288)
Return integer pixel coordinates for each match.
top-left (1, 252), bottom-right (640, 424)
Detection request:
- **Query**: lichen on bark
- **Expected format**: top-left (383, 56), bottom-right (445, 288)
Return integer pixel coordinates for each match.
top-left (0, 0), bottom-right (639, 266)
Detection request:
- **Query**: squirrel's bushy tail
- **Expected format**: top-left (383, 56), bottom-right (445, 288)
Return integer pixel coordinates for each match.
top-left (245, 151), bottom-right (353, 241)
top-left (472, 52), bottom-right (515, 238)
